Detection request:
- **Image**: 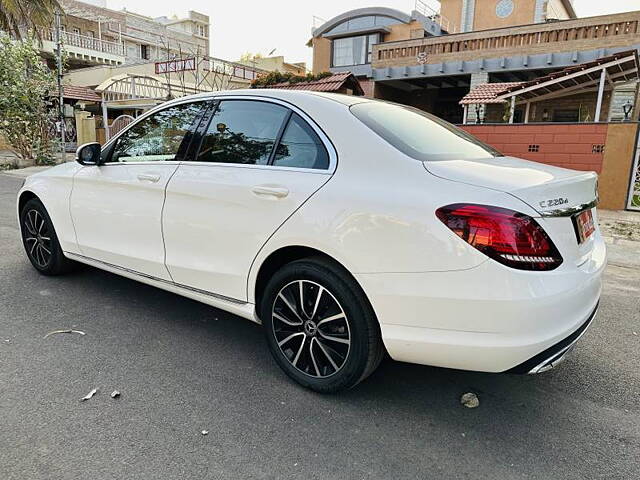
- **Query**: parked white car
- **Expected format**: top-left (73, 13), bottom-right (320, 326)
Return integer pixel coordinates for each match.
top-left (17, 90), bottom-right (605, 392)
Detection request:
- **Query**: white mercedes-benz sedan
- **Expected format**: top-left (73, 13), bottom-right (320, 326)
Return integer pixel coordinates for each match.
top-left (17, 90), bottom-right (605, 392)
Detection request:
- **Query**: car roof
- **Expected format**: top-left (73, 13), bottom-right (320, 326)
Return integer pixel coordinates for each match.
top-left (163, 88), bottom-right (371, 107)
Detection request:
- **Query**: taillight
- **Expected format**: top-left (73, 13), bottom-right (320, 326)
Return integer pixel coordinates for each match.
top-left (436, 204), bottom-right (562, 271)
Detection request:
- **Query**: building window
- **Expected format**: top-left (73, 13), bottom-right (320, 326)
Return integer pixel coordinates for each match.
top-left (332, 34), bottom-right (380, 67)
top-left (197, 24), bottom-right (207, 37)
top-left (140, 44), bottom-right (149, 60)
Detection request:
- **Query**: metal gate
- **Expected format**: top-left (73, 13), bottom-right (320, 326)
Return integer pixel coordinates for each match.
top-left (109, 115), bottom-right (134, 136)
top-left (627, 134), bottom-right (640, 211)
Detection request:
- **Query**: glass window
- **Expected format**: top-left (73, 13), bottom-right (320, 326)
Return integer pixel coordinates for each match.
top-left (273, 114), bottom-right (329, 170)
top-left (351, 101), bottom-right (502, 161)
top-left (196, 100), bottom-right (289, 165)
top-left (332, 34), bottom-right (379, 67)
top-left (110, 102), bottom-right (205, 163)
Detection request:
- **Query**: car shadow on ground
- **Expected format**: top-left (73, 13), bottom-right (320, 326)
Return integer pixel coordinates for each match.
top-left (57, 263), bottom-right (569, 409)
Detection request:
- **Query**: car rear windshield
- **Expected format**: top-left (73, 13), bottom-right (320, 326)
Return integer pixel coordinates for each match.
top-left (350, 101), bottom-right (502, 161)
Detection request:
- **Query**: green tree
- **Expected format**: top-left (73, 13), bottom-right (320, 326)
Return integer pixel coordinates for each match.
top-left (0, 0), bottom-right (61, 39)
top-left (0, 34), bottom-right (57, 165)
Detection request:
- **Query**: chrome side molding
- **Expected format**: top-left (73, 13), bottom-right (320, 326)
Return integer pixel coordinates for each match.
top-left (65, 252), bottom-right (247, 305)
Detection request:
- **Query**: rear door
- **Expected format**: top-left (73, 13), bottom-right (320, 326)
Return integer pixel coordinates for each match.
top-left (70, 100), bottom-right (207, 279)
top-left (163, 98), bottom-right (335, 301)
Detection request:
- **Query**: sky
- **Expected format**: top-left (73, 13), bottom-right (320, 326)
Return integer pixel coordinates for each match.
top-left (105, 0), bottom-right (640, 68)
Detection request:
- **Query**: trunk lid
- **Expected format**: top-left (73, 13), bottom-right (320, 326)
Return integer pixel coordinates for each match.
top-left (424, 156), bottom-right (598, 216)
top-left (424, 156), bottom-right (601, 268)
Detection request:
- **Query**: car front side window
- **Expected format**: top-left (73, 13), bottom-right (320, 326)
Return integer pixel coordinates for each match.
top-left (110, 102), bottom-right (206, 163)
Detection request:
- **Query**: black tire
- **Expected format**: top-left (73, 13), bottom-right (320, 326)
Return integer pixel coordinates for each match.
top-left (260, 257), bottom-right (384, 393)
top-left (20, 198), bottom-right (76, 275)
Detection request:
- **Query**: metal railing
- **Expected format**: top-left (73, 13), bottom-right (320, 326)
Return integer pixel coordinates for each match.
top-left (414, 0), bottom-right (457, 33)
top-left (42, 28), bottom-right (125, 56)
top-left (203, 57), bottom-right (265, 81)
top-left (374, 10), bottom-right (640, 66)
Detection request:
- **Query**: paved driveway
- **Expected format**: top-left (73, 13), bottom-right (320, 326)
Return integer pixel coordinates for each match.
top-left (1, 174), bottom-right (639, 479)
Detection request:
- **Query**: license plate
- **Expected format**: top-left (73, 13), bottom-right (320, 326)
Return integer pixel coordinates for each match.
top-left (574, 209), bottom-right (595, 244)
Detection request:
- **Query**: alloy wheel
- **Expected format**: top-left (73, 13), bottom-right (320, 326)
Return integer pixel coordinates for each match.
top-left (23, 209), bottom-right (53, 269)
top-left (271, 280), bottom-right (351, 378)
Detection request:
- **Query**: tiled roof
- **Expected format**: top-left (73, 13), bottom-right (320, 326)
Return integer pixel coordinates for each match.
top-left (264, 72), bottom-right (365, 95)
top-left (459, 82), bottom-right (522, 105)
top-left (63, 85), bottom-right (102, 102)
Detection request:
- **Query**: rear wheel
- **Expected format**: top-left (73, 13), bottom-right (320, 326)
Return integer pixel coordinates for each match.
top-left (261, 257), bottom-right (384, 393)
top-left (20, 198), bottom-right (76, 275)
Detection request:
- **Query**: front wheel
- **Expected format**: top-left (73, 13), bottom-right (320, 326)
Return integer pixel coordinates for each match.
top-left (260, 257), bottom-right (384, 393)
top-left (20, 198), bottom-right (76, 275)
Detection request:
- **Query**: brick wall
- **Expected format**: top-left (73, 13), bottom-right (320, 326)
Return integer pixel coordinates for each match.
top-left (459, 122), bottom-right (640, 209)
top-left (461, 123), bottom-right (608, 172)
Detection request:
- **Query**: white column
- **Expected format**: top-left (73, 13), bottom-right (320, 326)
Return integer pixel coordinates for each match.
top-left (524, 101), bottom-right (531, 123)
top-left (595, 68), bottom-right (606, 122)
top-left (102, 101), bottom-right (109, 142)
top-left (463, 105), bottom-right (468, 124)
top-left (509, 96), bottom-right (516, 123)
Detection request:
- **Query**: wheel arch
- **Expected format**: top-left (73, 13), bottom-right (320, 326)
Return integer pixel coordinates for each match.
top-left (17, 190), bottom-right (39, 216)
top-left (251, 245), bottom-right (374, 319)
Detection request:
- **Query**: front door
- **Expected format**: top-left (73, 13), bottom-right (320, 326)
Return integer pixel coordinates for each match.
top-left (163, 99), bottom-right (334, 301)
top-left (70, 101), bottom-right (207, 279)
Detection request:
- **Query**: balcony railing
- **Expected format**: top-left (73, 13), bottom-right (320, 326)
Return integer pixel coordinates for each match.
top-left (373, 10), bottom-right (640, 68)
top-left (414, 0), bottom-right (457, 33)
top-left (42, 28), bottom-right (125, 57)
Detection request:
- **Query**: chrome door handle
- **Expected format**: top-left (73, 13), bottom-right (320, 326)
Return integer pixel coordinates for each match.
top-left (137, 173), bottom-right (161, 183)
top-left (251, 186), bottom-right (289, 198)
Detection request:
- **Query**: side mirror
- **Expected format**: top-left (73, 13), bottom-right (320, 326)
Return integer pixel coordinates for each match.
top-left (76, 142), bottom-right (102, 166)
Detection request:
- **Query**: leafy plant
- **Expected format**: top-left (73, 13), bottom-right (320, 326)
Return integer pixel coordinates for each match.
top-left (0, 34), bottom-right (58, 165)
top-left (251, 71), bottom-right (332, 88)
top-left (0, 0), bottom-right (61, 39)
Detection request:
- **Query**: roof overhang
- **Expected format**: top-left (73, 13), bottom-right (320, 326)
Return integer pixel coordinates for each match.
top-left (322, 25), bottom-right (391, 39)
top-left (312, 7), bottom-right (411, 38)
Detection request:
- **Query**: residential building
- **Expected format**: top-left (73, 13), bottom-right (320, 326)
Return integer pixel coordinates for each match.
top-left (310, 2), bottom-right (640, 124)
top-left (38, 0), bottom-right (210, 69)
top-left (238, 56), bottom-right (307, 75)
top-left (440, 0), bottom-right (576, 33)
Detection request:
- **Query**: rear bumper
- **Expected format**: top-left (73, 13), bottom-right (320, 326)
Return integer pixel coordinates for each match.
top-left (506, 302), bottom-right (598, 374)
top-left (355, 236), bottom-right (605, 373)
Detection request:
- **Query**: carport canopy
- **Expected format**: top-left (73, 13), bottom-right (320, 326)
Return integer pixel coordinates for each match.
top-left (459, 50), bottom-right (640, 123)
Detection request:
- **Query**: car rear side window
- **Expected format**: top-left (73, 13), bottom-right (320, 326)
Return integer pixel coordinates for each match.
top-left (110, 102), bottom-right (205, 163)
top-left (196, 100), bottom-right (289, 165)
top-left (350, 101), bottom-right (501, 161)
top-left (272, 113), bottom-right (329, 170)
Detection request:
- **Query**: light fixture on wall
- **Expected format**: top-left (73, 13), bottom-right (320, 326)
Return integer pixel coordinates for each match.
top-left (622, 99), bottom-right (634, 121)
